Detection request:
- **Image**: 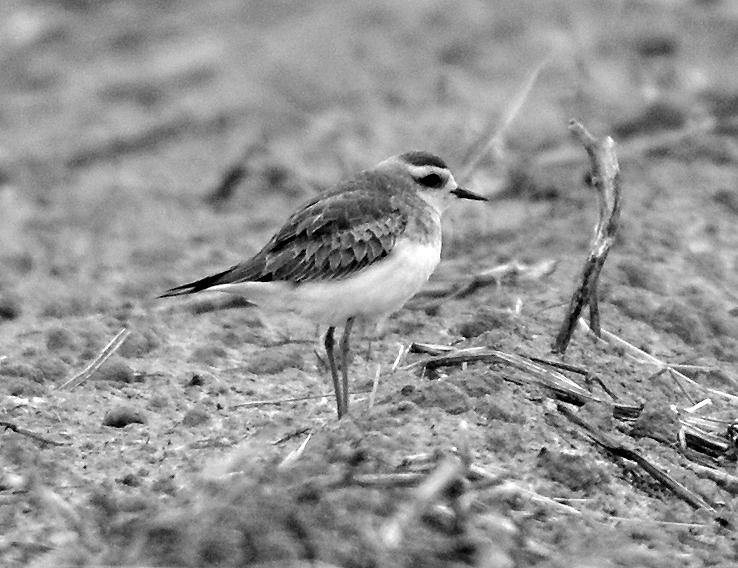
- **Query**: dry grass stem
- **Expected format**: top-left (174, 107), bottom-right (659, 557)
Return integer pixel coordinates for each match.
top-left (669, 368), bottom-right (699, 406)
top-left (558, 403), bottom-right (715, 511)
top-left (58, 328), bottom-right (131, 390)
top-left (606, 516), bottom-right (708, 529)
top-left (684, 399), bottom-right (712, 413)
top-left (578, 318), bottom-right (738, 405)
top-left (0, 420), bottom-right (67, 446)
top-left (391, 344), bottom-right (409, 372)
top-left (406, 343), bottom-right (643, 417)
top-left (412, 259), bottom-right (557, 308)
top-left (553, 120), bottom-right (621, 353)
top-left (232, 389), bottom-right (371, 409)
top-left (678, 421), bottom-right (730, 455)
top-left (272, 427), bottom-right (311, 445)
top-left (490, 481), bottom-right (583, 516)
top-left (352, 472), bottom-right (427, 488)
top-left (407, 347), bottom-right (591, 398)
top-left (278, 431), bottom-right (313, 469)
top-left (460, 57), bottom-right (549, 179)
top-left (368, 363), bottom-right (381, 409)
top-left (408, 342), bottom-right (457, 356)
top-left (684, 462), bottom-right (738, 495)
top-left (205, 132), bottom-right (267, 205)
top-left (380, 456), bottom-right (465, 549)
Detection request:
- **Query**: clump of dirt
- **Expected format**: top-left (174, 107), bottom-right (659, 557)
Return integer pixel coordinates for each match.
top-left (628, 403), bottom-right (680, 445)
top-left (456, 307), bottom-right (519, 340)
top-left (0, 294), bottom-right (22, 320)
top-left (402, 380), bottom-right (473, 415)
top-left (536, 447), bottom-right (611, 492)
top-left (182, 405), bottom-right (211, 427)
top-left (188, 344), bottom-right (229, 366)
top-left (616, 257), bottom-right (668, 294)
top-left (92, 357), bottom-right (137, 383)
top-left (33, 418), bottom-right (524, 568)
top-left (243, 344), bottom-right (306, 375)
top-left (651, 299), bottom-right (708, 346)
top-left (117, 328), bottom-right (161, 357)
top-left (102, 404), bottom-right (147, 428)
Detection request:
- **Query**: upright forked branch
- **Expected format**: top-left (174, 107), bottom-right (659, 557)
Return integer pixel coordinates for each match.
top-left (552, 120), bottom-right (621, 353)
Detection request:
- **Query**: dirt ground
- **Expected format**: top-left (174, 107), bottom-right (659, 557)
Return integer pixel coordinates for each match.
top-left (2, 1), bottom-right (738, 566)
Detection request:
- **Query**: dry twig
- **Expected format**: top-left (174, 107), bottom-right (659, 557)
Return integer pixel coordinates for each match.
top-left (684, 462), bottom-right (738, 495)
top-left (368, 364), bottom-right (381, 410)
top-left (380, 456), bottom-right (465, 549)
top-left (579, 318), bottom-right (738, 405)
top-left (352, 472), bottom-right (428, 488)
top-left (411, 259), bottom-right (557, 309)
top-left (405, 346), bottom-right (641, 417)
top-left (558, 403), bottom-right (714, 511)
top-left (490, 481), bottom-right (583, 516)
top-left (552, 120), bottom-right (621, 353)
top-left (58, 328), bottom-right (131, 390)
top-left (278, 432), bottom-right (313, 469)
top-left (205, 133), bottom-right (267, 205)
top-left (0, 420), bottom-right (66, 446)
top-left (460, 57), bottom-right (549, 178)
top-left (231, 389), bottom-right (372, 409)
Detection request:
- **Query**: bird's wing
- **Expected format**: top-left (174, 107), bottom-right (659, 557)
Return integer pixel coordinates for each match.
top-left (161, 178), bottom-right (409, 296)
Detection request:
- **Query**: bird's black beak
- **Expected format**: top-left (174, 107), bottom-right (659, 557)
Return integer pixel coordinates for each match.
top-left (450, 186), bottom-right (488, 201)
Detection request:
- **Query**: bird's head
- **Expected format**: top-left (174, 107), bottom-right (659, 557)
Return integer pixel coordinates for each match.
top-left (377, 151), bottom-right (487, 213)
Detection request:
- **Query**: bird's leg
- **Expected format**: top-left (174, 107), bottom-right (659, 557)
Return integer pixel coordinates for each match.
top-left (324, 326), bottom-right (344, 419)
top-left (339, 317), bottom-right (355, 415)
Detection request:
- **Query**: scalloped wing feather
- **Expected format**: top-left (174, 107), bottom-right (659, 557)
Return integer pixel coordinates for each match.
top-left (203, 178), bottom-right (410, 287)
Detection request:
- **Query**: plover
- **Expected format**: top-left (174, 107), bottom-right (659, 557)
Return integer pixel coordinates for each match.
top-left (161, 151), bottom-right (487, 418)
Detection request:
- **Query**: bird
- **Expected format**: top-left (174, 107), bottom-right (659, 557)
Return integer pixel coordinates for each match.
top-left (161, 151), bottom-right (487, 419)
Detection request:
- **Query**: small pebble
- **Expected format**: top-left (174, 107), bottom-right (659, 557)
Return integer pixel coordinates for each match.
top-left (94, 359), bottom-right (137, 383)
top-left (0, 296), bottom-right (21, 320)
top-left (103, 404), bottom-right (146, 428)
top-left (118, 473), bottom-right (140, 487)
top-left (45, 327), bottom-right (76, 351)
top-left (186, 374), bottom-right (205, 387)
top-left (652, 299), bottom-right (707, 345)
top-left (182, 407), bottom-right (211, 427)
top-left (189, 345), bottom-right (228, 366)
top-left (457, 307), bottom-right (515, 339)
top-left (617, 258), bottom-right (666, 293)
top-left (243, 345), bottom-right (304, 375)
top-left (118, 329), bottom-right (161, 357)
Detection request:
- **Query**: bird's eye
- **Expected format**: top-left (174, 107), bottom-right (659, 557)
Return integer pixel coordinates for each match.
top-left (417, 173), bottom-right (443, 188)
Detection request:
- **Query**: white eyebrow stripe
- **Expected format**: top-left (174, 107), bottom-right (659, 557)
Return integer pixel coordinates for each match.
top-left (406, 165), bottom-right (451, 187)
top-left (407, 164), bottom-right (442, 177)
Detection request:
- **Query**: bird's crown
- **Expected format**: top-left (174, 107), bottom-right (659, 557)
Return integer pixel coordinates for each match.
top-left (398, 151), bottom-right (448, 170)
top-left (376, 150), bottom-right (455, 192)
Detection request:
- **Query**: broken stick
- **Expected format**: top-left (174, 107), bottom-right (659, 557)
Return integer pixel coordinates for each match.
top-left (380, 456), bottom-right (465, 549)
top-left (558, 404), bottom-right (714, 512)
top-left (552, 119), bottom-right (621, 353)
top-left (0, 420), bottom-right (66, 446)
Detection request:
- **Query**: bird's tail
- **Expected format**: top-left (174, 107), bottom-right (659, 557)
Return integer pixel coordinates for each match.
top-left (158, 268), bottom-right (233, 298)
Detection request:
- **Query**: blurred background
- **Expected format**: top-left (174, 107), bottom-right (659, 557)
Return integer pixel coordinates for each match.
top-left (2, 0), bottom-right (737, 319)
